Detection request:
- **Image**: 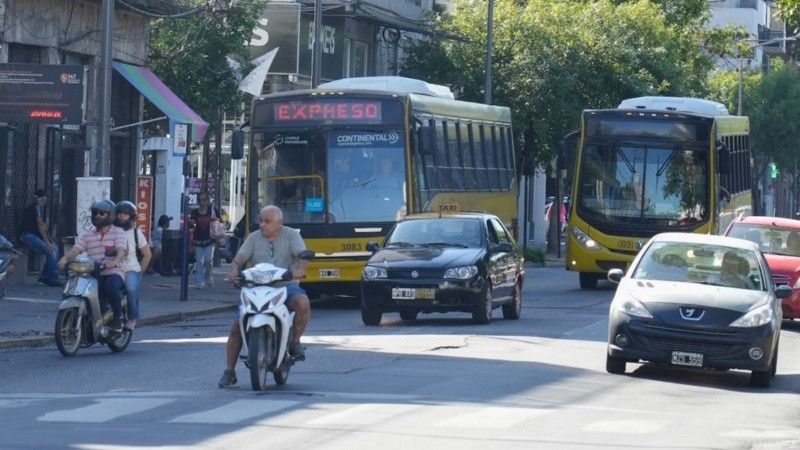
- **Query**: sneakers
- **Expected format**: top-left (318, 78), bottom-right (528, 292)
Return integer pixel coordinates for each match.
top-left (125, 319), bottom-right (136, 330)
top-left (289, 341), bottom-right (306, 361)
top-left (38, 277), bottom-right (63, 287)
top-left (218, 369), bottom-right (237, 388)
top-left (196, 283), bottom-right (206, 290)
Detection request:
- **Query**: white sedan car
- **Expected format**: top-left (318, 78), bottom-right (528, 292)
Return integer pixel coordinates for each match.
top-left (606, 232), bottom-right (793, 388)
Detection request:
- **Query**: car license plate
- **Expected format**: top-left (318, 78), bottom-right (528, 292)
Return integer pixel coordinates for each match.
top-left (671, 351), bottom-right (703, 367)
top-left (319, 268), bottom-right (340, 279)
top-left (391, 287), bottom-right (436, 300)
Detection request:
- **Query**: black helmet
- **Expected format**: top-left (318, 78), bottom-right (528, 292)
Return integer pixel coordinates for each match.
top-left (114, 200), bottom-right (137, 229)
top-left (90, 199), bottom-right (116, 227)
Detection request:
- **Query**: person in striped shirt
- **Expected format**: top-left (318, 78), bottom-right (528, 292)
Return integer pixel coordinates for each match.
top-left (58, 199), bottom-right (128, 331)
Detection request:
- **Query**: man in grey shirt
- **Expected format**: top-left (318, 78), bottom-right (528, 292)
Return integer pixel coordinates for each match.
top-left (218, 205), bottom-right (311, 388)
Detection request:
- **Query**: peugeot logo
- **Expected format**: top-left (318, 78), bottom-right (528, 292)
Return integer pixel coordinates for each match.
top-left (635, 240), bottom-right (645, 250)
top-left (679, 307), bottom-right (705, 321)
top-left (411, 270), bottom-right (419, 278)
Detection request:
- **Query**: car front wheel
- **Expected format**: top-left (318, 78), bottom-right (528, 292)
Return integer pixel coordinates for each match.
top-left (361, 307), bottom-right (382, 326)
top-left (472, 283), bottom-right (493, 325)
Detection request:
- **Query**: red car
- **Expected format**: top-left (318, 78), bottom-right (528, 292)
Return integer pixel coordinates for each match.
top-left (724, 216), bottom-right (800, 319)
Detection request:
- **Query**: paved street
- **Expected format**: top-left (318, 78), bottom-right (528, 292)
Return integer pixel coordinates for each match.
top-left (2, 260), bottom-right (800, 449)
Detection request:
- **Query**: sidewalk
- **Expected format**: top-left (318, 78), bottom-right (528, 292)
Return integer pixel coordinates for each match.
top-left (0, 264), bottom-right (237, 350)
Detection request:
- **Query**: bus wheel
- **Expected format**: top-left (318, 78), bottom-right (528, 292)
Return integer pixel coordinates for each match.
top-left (579, 272), bottom-right (598, 289)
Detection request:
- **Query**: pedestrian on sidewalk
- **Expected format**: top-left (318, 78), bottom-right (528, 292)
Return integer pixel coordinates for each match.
top-left (146, 214), bottom-right (171, 275)
top-left (189, 192), bottom-right (219, 290)
top-left (114, 201), bottom-right (151, 330)
top-left (18, 188), bottom-right (61, 287)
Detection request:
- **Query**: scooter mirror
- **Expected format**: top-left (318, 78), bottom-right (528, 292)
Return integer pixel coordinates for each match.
top-left (299, 250), bottom-right (315, 260)
top-left (105, 249), bottom-right (118, 257)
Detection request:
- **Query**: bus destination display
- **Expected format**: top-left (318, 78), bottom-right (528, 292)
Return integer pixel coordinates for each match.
top-left (274, 100), bottom-right (381, 124)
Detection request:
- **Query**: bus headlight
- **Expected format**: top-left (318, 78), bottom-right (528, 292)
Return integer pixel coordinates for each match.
top-left (571, 226), bottom-right (601, 252)
top-left (363, 266), bottom-right (387, 279)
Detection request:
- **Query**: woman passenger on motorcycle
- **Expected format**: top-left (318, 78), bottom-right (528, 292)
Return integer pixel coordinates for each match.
top-left (57, 200), bottom-right (128, 332)
top-left (114, 201), bottom-right (151, 330)
top-left (218, 205), bottom-right (311, 388)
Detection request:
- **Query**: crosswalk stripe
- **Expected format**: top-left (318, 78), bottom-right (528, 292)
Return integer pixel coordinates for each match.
top-left (170, 399), bottom-right (299, 424)
top-left (436, 406), bottom-right (549, 429)
top-left (306, 403), bottom-right (421, 426)
top-left (38, 398), bottom-right (175, 423)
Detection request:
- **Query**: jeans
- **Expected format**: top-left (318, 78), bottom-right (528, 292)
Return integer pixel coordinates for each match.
top-left (100, 274), bottom-right (125, 321)
top-left (124, 270), bottom-right (141, 320)
top-left (194, 243), bottom-right (214, 286)
top-left (20, 233), bottom-right (59, 281)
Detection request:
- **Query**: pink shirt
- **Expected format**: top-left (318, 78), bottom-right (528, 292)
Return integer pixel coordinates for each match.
top-left (73, 226), bottom-right (127, 278)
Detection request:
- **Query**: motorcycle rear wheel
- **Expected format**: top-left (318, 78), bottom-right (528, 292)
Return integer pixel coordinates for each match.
top-left (247, 327), bottom-right (275, 391)
top-left (107, 329), bottom-right (132, 352)
top-left (55, 308), bottom-right (83, 357)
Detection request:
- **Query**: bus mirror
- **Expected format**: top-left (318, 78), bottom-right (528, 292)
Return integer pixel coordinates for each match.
top-left (231, 130), bottom-right (245, 160)
top-left (419, 126), bottom-right (436, 155)
top-left (557, 140), bottom-right (568, 171)
top-left (717, 141), bottom-right (730, 175)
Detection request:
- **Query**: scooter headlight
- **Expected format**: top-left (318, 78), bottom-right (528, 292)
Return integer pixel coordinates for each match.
top-left (248, 269), bottom-right (275, 285)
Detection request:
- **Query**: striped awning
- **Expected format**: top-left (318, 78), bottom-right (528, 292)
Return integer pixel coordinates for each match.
top-left (112, 61), bottom-right (208, 142)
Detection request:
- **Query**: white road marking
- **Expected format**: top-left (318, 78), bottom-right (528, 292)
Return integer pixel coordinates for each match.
top-left (170, 399), bottom-right (299, 424)
top-left (4, 296), bottom-right (59, 304)
top-left (38, 398), bottom-right (174, 423)
top-left (436, 406), bottom-right (549, 429)
top-left (583, 419), bottom-right (664, 434)
top-left (306, 403), bottom-right (421, 426)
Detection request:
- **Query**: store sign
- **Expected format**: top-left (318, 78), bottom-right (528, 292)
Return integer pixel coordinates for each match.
top-left (136, 176), bottom-right (154, 241)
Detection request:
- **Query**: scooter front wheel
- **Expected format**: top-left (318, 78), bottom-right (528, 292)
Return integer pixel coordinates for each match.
top-left (247, 327), bottom-right (275, 391)
top-left (273, 356), bottom-right (291, 385)
top-left (55, 307), bottom-right (83, 356)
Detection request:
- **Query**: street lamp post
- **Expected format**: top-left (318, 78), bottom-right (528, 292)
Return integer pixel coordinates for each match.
top-left (737, 35), bottom-right (796, 116)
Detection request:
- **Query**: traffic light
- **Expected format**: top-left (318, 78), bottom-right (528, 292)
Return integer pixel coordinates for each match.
top-left (769, 163), bottom-right (779, 179)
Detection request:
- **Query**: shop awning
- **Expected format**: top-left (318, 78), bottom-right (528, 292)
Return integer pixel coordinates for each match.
top-left (112, 61), bottom-right (208, 142)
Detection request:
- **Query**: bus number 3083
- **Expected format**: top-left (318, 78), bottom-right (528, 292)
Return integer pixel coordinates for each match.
top-left (341, 243), bottom-right (362, 251)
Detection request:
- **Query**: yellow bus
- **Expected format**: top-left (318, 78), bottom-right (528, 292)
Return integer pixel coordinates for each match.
top-left (564, 96), bottom-right (751, 289)
top-left (233, 77), bottom-right (518, 298)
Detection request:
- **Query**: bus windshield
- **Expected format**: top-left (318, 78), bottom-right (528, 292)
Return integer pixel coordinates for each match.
top-left (577, 142), bottom-right (709, 227)
top-left (253, 130), bottom-right (406, 224)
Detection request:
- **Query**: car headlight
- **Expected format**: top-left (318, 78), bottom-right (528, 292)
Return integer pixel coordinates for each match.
top-left (444, 266), bottom-right (478, 280)
top-left (571, 226), bottom-right (601, 252)
top-left (730, 303), bottom-right (775, 327)
top-left (363, 266), bottom-right (387, 279)
top-left (611, 296), bottom-right (653, 318)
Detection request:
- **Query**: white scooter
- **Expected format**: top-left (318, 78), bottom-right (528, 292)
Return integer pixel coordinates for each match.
top-left (235, 250), bottom-right (314, 390)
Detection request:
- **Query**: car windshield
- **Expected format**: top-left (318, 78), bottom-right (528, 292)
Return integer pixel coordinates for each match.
top-left (632, 241), bottom-right (762, 290)
top-left (386, 218), bottom-right (484, 248)
top-left (726, 223), bottom-right (800, 257)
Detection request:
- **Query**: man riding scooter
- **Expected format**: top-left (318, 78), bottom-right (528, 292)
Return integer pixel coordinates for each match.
top-left (218, 205), bottom-right (311, 388)
top-left (58, 200), bottom-right (128, 331)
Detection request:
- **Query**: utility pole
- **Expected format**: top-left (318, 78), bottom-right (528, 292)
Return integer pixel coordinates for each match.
top-left (484, 0), bottom-right (494, 105)
top-left (312, 0), bottom-right (322, 88)
top-left (96, 0), bottom-right (114, 176)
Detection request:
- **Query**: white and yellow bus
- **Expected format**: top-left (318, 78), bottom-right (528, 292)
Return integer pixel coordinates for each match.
top-left (564, 96), bottom-right (752, 289)
top-left (235, 77), bottom-right (518, 298)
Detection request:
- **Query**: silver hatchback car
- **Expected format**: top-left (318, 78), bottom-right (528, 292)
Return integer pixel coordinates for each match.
top-left (606, 232), bottom-right (793, 388)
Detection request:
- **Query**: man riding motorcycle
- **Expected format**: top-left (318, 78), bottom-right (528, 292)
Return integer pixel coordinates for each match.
top-left (218, 205), bottom-right (311, 388)
top-left (58, 199), bottom-right (128, 331)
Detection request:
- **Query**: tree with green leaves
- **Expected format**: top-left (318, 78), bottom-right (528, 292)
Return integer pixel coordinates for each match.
top-left (147, 0), bottom-right (267, 138)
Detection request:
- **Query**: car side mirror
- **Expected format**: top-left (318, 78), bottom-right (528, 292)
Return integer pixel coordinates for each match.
top-left (775, 285), bottom-right (793, 299)
top-left (366, 241), bottom-right (380, 253)
top-left (607, 268), bottom-right (624, 284)
top-left (492, 242), bottom-right (514, 253)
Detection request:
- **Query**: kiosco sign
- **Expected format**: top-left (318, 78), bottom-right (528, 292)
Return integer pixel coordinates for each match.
top-left (0, 63), bottom-right (86, 124)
